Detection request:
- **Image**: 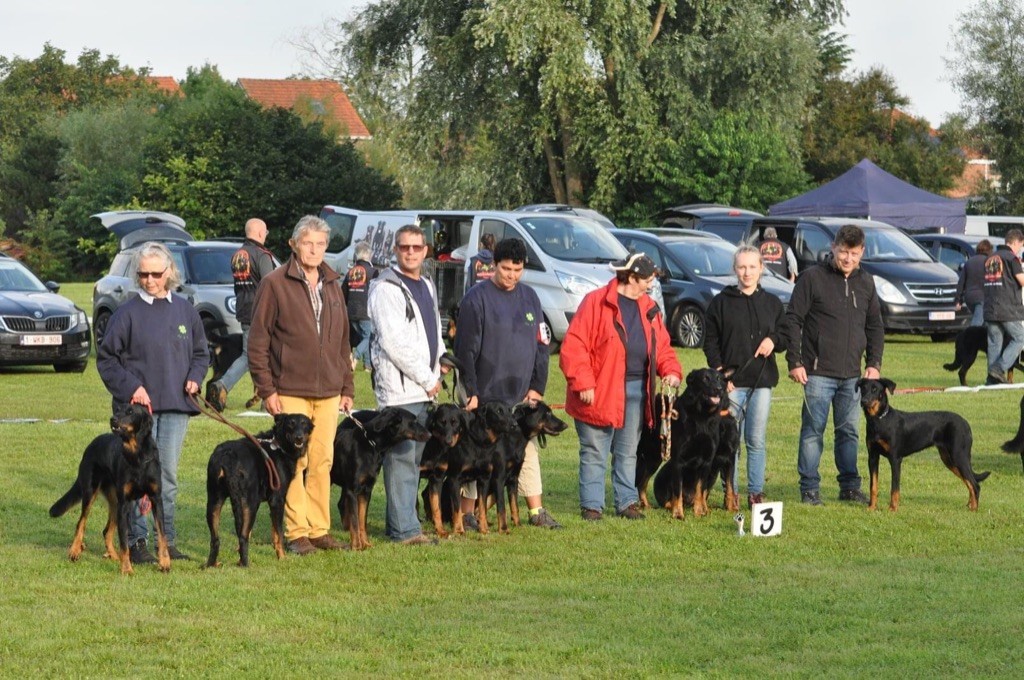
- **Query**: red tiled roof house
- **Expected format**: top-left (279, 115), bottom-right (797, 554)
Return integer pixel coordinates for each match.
top-left (237, 78), bottom-right (371, 141)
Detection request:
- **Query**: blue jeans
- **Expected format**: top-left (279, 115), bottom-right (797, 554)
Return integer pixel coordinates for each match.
top-left (987, 320), bottom-right (1024, 375)
top-left (129, 411), bottom-right (190, 546)
top-left (969, 303), bottom-right (984, 328)
top-left (383, 402), bottom-right (429, 541)
top-left (577, 379), bottom-right (644, 513)
top-left (218, 324), bottom-right (250, 392)
top-left (728, 387), bottom-right (772, 495)
top-left (352, 319), bottom-right (373, 365)
top-left (797, 376), bottom-right (861, 494)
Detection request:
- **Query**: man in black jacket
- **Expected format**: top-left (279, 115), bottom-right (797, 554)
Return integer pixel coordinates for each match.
top-left (983, 229), bottom-right (1024, 384)
top-left (782, 224), bottom-right (884, 506)
top-left (207, 218), bottom-right (277, 411)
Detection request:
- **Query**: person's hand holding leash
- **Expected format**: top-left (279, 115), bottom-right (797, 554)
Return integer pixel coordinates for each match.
top-left (130, 386), bottom-right (151, 409)
top-left (754, 337), bottom-right (775, 357)
top-left (789, 366), bottom-right (808, 385)
top-left (863, 366), bottom-right (880, 380)
top-left (662, 374), bottom-right (681, 389)
top-left (427, 381), bottom-right (442, 399)
top-left (184, 380), bottom-right (199, 395)
top-left (524, 389), bottom-right (543, 405)
top-left (465, 396), bottom-right (478, 411)
top-left (339, 395), bottom-right (354, 412)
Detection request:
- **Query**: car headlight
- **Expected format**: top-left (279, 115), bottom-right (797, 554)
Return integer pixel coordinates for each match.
top-left (76, 310), bottom-right (88, 328)
top-left (556, 271), bottom-right (600, 296)
top-left (226, 296), bottom-right (237, 315)
top-left (872, 275), bottom-right (907, 304)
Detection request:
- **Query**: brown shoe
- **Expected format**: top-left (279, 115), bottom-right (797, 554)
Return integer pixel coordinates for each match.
top-left (285, 537), bottom-right (317, 556)
top-left (399, 533), bottom-right (438, 546)
top-left (747, 493), bottom-right (766, 508)
top-left (616, 503), bottom-right (645, 520)
top-left (309, 534), bottom-right (350, 551)
top-left (581, 508), bottom-right (603, 521)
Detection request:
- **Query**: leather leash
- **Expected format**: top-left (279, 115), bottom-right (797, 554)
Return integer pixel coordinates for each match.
top-left (658, 380), bottom-right (678, 462)
top-left (189, 393), bottom-right (282, 491)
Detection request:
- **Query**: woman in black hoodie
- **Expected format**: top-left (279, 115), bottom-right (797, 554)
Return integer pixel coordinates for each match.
top-left (703, 246), bottom-right (786, 508)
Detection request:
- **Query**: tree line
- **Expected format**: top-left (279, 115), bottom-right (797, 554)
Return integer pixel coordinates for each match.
top-left (5, 1), bottom-right (1023, 280)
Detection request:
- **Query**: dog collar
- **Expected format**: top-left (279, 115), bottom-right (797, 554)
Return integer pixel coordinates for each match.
top-left (257, 437), bottom-right (280, 451)
top-left (877, 406), bottom-right (891, 419)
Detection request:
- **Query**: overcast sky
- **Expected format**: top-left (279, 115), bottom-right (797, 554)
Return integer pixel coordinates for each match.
top-left (1, 0), bottom-right (969, 126)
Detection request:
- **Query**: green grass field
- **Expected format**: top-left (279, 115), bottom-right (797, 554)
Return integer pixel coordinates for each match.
top-left (3, 284), bottom-right (1023, 676)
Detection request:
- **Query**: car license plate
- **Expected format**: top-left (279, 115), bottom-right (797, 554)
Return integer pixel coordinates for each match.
top-left (20, 335), bottom-right (61, 346)
top-left (928, 311), bottom-right (955, 321)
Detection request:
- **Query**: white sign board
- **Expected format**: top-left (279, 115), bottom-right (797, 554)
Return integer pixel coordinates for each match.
top-left (751, 501), bottom-right (783, 538)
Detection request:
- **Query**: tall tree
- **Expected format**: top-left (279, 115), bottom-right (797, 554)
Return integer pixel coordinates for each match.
top-left (316, 0), bottom-right (833, 221)
top-left (949, 0), bottom-right (1024, 212)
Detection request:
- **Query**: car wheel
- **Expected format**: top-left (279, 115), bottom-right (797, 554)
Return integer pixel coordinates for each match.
top-left (543, 315), bottom-right (561, 355)
top-left (92, 309), bottom-right (111, 347)
top-left (54, 360), bottom-right (89, 374)
top-left (672, 305), bottom-right (705, 348)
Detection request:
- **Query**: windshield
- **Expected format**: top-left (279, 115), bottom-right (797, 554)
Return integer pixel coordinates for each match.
top-left (666, 240), bottom-right (737, 277)
top-left (516, 215), bottom-right (627, 262)
top-left (0, 259), bottom-right (48, 292)
top-left (861, 228), bottom-right (933, 262)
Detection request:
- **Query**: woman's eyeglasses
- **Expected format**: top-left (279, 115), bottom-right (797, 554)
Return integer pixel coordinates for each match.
top-left (137, 270), bottom-right (167, 279)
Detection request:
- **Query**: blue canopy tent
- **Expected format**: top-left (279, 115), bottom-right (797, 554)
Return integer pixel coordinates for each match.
top-left (769, 158), bottom-right (966, 233)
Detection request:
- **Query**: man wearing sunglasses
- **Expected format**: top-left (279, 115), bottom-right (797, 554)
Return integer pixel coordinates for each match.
top-left (367, 224), bottom-right (445, 546)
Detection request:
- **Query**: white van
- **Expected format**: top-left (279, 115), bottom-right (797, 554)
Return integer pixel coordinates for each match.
top-left (964, 215), bottom-right (1024, 237)
top-left (319, 205), bottom-right (641, 344)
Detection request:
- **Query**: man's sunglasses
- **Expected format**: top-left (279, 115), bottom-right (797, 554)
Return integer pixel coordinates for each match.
top-left (396, 244), bottom-right (426, 253)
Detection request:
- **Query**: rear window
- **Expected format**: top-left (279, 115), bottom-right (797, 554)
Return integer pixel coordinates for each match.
top-left (186, 248), bottom-right (235, 285)
top-left (698, 220), bottom-right (749, 244)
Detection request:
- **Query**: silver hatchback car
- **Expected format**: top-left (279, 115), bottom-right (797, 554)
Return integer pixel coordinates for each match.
top-left (91, 211), bottom-right (254, 345)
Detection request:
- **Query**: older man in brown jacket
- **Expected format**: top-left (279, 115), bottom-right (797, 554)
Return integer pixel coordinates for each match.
top-left (249, 215), bottom-right (355, 555)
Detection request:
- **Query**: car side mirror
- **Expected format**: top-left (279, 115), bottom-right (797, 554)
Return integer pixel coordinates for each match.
top-left (44, 281), bottom-right (60, 293)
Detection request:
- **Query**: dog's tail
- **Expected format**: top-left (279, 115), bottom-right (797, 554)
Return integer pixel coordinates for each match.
top-left (49, 484), bottom-right (83, 518)
top-left (1001, 395), bottom-right (1024, 453)
top-left (942, 360), bottom-right (960, 372)
top-left (975, 471), bottom-right (991, 483)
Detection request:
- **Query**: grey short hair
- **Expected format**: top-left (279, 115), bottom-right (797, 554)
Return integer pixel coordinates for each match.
top-left (763, 227), bottom-right (778, 239)
top-left (733, 244), bottom-right (762, 270)
top-left (353, 240), bottom-right (372, 261)
top-left (135, 242), bottom-right (182, 290)
top-left (291, 215), bottom-right (330, 242)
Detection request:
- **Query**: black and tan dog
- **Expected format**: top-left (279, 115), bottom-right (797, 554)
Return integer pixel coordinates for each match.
top-left (420, 403), bottom-right (471, 538)
top-left (49, 403), bottom-right (171, 574)
top-left (653, 369), bottom-right (739, 519)
top-left (858, 377), bottom-right (990, 511)
top-left (443, 400), bottom-right (516, 535)
top-left (203, 413), bottom-right (314, 568)
top-left (332, 408), bottom-right (431, 550)
top-left (484, 400), bottom-right (568, 533)
top-left (943, 326), bottom-right (1022, 386)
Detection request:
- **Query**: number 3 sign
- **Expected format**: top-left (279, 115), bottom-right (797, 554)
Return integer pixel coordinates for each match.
top-left (751, 501), bottom-right (783, 537)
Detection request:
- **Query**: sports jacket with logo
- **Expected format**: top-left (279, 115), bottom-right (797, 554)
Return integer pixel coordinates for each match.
top-left (231, 238), bottom-right (277, 325)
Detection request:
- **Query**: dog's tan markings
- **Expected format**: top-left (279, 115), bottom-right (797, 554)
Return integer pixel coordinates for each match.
top-left (122, 483), bottom-right (134, 499)
top-left (949, 467), bottom-right (980, 511)
top-left (876, 438), bottom-right (890, 453)
top-left (68, 489), bottom-right (98, 561)
top-left (154, 526), bottom-right (171, 573)
top-left (694, 481), bottom-right (707, 517)
top-left (670, 493), bottom-right (685, 520)
top-left (868, 469), bottom-right (879, 511)
top-left (865, 400), bottom-right (882, 417)
top-left (476, 498), bottom-right (489, 535)
top-left (271, 522), bottom-right (285, 559)
top-left (508, 489), bottom-right (520, 527)
top-left (120, 547), bottom-right (133, 575)
top-left (358, 495), bottom-right (372, 549)
top-left (889, 489), bottom-right (900, 512)
top-left (428, 490), bottom-right (447, 538)
top-left (102, 488), bottom-right (118, 559)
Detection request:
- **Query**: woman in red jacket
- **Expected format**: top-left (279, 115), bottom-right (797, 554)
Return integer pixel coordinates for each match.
top-left (560, 254), bottom-right (682, 521)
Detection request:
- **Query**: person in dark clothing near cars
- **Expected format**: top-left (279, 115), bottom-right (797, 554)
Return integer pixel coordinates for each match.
top-left (465, 232), bottom-right (497, 293)
top-left (782, 224), bottom-right (884, 506)
top-left (704, 246), bottom-right (786, 508)
top-left (342, 240), bottom-right (378, 371)
top-left (759, 226), bottom-right (798, 282)
top-left (454, 237), bottom-right (561, 528)
top-left (206, 218), bottom-right (277, 411)
top-left (956, 239), bottom-right (993, 328)
top-left (983, 229), bottom-right (1024, 385)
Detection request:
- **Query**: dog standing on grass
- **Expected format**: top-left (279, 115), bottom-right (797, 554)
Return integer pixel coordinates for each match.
top-left (203, 413), bottom-right (314, 568)
top-left (858, 377), bottom-right (989, 511)
top-left (49, 403), bottom-right (171, 574)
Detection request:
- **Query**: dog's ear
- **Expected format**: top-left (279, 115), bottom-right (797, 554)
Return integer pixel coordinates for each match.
top-left (459, 409), bottom-right (473, 430)
top-left (686, 371), bottom-right (699, 387)
top-left (855, 378), bottom-right (867, 392)
top-left (881, 377), bottom-right (896, 394)
top-left (273, 413), bottom-right (286, 426)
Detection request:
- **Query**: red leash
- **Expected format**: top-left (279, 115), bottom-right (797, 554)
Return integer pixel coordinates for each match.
top-left (189, 393), bottom-right (282, 491)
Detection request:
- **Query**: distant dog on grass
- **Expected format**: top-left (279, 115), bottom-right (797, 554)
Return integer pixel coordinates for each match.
top-left (943, 326), bottom-right (1022, 386)
top-left (49, 403), bottom-right (171, 574)
top-left (203, 413), bottom-right (313, 568)
top-left (858, 377), bottom-right (989, 511)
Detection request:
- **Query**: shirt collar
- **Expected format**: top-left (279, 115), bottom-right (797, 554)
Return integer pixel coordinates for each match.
top-left (139, 291), bottom-right (173, 305)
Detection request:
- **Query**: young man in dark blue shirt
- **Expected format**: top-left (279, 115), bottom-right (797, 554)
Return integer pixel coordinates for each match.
top-left (455, 238), bottom-right (561, 528)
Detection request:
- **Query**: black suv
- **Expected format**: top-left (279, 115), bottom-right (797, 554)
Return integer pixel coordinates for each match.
top-left (665, 214), bottom-right (968, 338)
top-left (657, 204), bottom-right (763, 242)
top-left (91, 211), bottom-right (256, 346)
top-left (0, 253), bottom-right (91, 372)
